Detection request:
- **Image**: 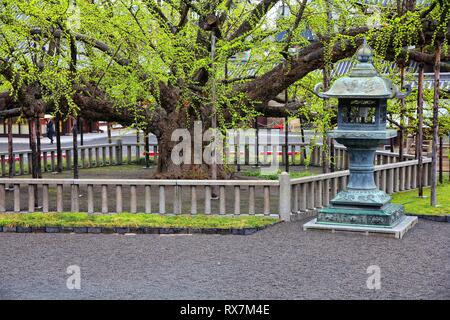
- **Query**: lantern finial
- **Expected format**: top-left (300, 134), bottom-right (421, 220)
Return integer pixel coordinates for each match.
top-left (356, 38), bottom-right (372, 63)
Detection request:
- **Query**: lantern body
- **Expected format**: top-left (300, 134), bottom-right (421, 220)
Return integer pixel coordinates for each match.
top-left (338, 98), bottom-right (386, 130)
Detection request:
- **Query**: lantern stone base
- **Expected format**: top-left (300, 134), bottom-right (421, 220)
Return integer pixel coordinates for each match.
top-left (303, 216), bottom-right (418, 239)
top-left (317, 203), bottom-right (405, 227)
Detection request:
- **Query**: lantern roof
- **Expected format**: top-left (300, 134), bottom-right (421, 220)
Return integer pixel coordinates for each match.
top-left (314, 39), bottom-right (409, 99)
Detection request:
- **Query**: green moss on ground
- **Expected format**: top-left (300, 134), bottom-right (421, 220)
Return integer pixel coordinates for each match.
top-left (242, 169), bottom-right (314, 180)
top-left (391, 177), bottom-right (450, 216)
top-left (0, 212), bottom-right (279, 229)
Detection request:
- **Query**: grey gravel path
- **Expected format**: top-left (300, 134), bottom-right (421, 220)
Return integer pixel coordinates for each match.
top-left (0, 219), bottom-right (448, 300)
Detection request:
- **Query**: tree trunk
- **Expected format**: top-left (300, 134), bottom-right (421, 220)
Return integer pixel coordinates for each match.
top-left (330, 139), bottom-right (335, 172)
top-left (72, 117), bottom-right (79, 179)
top-left (285, 116), bottom-right (289, 173)
top-left (210, 31), bottom-right (218, 183)
top-left (34, 118), bottom-right (41, 208)
top-left (255, 119), bottom-right (260, 166)
top-left (36, 118), bottom-right (42, 178)
top-left (299, 116), bottom-right (306, 143)
top-left (28, 118), bottom-right (37, 208)
top-left (29, 118), bottom-right (38, 179)
top-left (154, 105), bottom-right (221, 179)
top-left (156, 132), bottom-right (220, 179)
top-left (431, 44), bottom-right (441, 207)
top-left (155, 119), bottom-right (182, 175)
top-left (399, 66), bottom-right (405, 162)
top-left (136, 129), bottom-right (140, 164)
top-left (439, 135), bottom-right (443, 184)
top-left (107, 122), bottom-right (112, 144)
top-left (55, 113), bottom-right (62, 173)
top-left (8, 117), bottom-right (13, 179)
top-left (417, 63), bottom-right (424, 197)
top-left (144, 130), bottom-right (150, 168)
top-left (317, 2), bottom-right (332, 174)
top-left (322, 66), bottom-right (331, 174)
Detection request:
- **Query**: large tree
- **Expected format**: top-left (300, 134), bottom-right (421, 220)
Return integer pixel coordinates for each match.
top-left (0, 0), bottom-right (449, 178)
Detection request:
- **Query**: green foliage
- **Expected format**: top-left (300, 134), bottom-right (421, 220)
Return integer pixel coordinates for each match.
top-left (0, 0), bottom-right (449, 138)
top-left (0, 212), bottom-right (279, 228)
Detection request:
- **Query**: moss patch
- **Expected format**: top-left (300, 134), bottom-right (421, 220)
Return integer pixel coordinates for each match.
top-left (0, 212), bottom-right (279, 229)
top-left (391, 177), bottom-right (450, 216)
top-left (241, 169), bottom-right (315, 180)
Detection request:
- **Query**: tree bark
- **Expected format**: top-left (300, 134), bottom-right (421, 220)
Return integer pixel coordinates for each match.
top-left (107, 122), bottom-right (112, 144)
top-left (322, 65), bottom-right (331, 174)
top-left (417, 63), bottom-right (424, 197)
top-left (439, 135), bottom-right (443, 184)
top-left (36, 117), bottom-right (42, 178)
top-left (431, 44), bottom-right (441, 207)
top-left (72, 117), bottom-right (79, 179)
top-left (7, 117), bottom-right (13, 179)
top-left (28, 118), bottom-right (38, 179)
top-left (55, 113), bottom-right (62, 173)
top-left (144, 130), bottom-right (150, 169)
top-left (322, 0), bottom-right (333, 174)
top-left (399, 66), bottom-right (406, 162)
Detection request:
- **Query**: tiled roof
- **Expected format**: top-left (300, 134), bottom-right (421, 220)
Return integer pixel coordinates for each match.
top-left (332, 59), bottom-right (450, 89)
top-left (407, 74), bottom-right (450, 90)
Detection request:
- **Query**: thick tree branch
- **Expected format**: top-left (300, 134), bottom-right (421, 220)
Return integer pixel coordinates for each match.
top-left (228, 0), bottom-right (278, 41)
top-left (143, 0), bottom-right (177, 34)
top-left (176, 2), bottom-right (190, 32)
top-left (240, 27), bottom-right (368, 105)
top-left (281, 0), bottom-right (308, 59)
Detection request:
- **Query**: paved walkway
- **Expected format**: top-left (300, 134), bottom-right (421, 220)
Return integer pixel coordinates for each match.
top-left (0, 219), bottom-right (448, 300)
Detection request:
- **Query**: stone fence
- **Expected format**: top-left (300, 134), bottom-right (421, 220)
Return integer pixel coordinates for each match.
top-left (0, 141), bottom-right (413, 177)
top-left (0, 158), bottom-right (432, 220)
top-left (285, 158), bottom-right (432, 222)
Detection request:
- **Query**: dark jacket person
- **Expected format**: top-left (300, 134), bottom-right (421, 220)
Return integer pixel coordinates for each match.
top-left (47, 120), bottom-right (55, 144)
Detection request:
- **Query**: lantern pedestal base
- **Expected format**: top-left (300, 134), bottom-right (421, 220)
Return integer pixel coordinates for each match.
top-left (303, 215), bottom-right (417, 239)
top-left (317, 202), bottom-right (404, 227)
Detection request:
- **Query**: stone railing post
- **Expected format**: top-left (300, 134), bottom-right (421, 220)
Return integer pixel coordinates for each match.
top-left (279, 172), bottom-right (291, 222)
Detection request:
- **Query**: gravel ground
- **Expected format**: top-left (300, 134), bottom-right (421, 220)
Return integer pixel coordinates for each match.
top-left (0, 218), bottom-right (448, 300)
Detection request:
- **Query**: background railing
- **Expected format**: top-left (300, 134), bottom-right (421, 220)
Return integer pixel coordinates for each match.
top-left (0, 140), bottom-right (413, 177)
top-left (0, 158), bottom-right (432, 220)
top-left (0, 141), bottom-right (158, 176)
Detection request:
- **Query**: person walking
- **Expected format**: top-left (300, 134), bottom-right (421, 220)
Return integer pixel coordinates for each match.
top-left (46, 119), bottom-right (55, 144)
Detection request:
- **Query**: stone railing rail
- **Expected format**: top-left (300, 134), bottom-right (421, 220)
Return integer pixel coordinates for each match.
top-left (0, 140), bottom-right (413, 177)
top-left (0, 158), bottom-right (431, 220)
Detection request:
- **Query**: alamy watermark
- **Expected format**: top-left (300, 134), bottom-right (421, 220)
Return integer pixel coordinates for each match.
top-left (66, 265), bottom-right (81, 290)
top-left (171, 121), bottom-right (282, 174)
top-left (366, 265), bottom-right (381, 290)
